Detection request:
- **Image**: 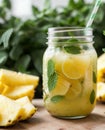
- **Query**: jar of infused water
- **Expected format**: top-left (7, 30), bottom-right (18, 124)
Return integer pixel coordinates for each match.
top-left (43, 27), bottom-right (97, 119)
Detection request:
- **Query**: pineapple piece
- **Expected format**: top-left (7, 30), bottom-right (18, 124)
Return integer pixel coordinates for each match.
top-left (0, 82), bottom-right (8, 94)
top-left (16, 96), bottom-right (37, 120)
top-left (97, 53), bottom-right (105, 70)
top-left (3, 85), bottom-right (35, 100)
top-left (0, 95), bottom-right (23, 126)
top-left (97, 53), bottom-right (105, 102)
top-left (0, 82), bottom-right (5, 93)
top-left (0, 69), bottom-right (39, 88)
top-left (97, 82), bottom-right (105, 102)
top-left (97, 53), bottom-right (105, 82)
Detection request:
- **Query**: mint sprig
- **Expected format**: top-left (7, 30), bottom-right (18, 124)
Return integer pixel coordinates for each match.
top-left (47, 59), bottom-right (55, 77)
top-left (93, 71), bottom-right (97, 83)
top-left (64, 46), bottom-right (81, 54)
top-left (0, 28), bottom-right (13, 48)
top-left (48, 72), bottom-right (58, 91)
top-left (90, 89), bottom-right (95, 104)
top-left (47, 59), bottom-right (58, 92)
top-left (51, 95), bottom-right (64, 103)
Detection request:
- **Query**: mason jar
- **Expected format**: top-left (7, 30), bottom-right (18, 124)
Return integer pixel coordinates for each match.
top-left (43, 27), bottom-right (97, 119)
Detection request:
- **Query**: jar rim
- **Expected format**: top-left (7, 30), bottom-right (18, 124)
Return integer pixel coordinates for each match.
top-left (48, 27), bottom-right (92, 34)
top-left (47, 35), bottom-right (94, 39)
top-left (47, 27), bottom-right (93, 45)
top-left (46, 42), bottom-right (94, 45)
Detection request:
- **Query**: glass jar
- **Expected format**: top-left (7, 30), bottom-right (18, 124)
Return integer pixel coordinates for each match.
top-left (43, 27), bottom-right (97, 119)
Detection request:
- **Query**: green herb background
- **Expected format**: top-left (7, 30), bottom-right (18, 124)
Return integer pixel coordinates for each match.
top-left (0, 0), bottom-right (105, 98)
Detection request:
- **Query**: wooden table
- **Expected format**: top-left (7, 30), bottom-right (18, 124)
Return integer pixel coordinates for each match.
top-left (1, 99), bottom-right (105, 130)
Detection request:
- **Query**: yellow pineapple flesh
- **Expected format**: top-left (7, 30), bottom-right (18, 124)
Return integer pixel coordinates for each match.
top-left (97, 53), bottom-right (105, 82)
top-left (0, 95), bottom-right (23, 126)
top-left (0, 69), bottom-right (39, 100)
top-left (3, 85), bottom-right (35, 100)
top-left (0, 69), bottom-right (39, 126)
top-left (16, 96), bottom-right (37, 120)
top-left (97, 53), bottom-right (105, 102)
top-left (0, 69), bottom-right (39, 88)
top-left (97, 82), bottom-right (105, 102)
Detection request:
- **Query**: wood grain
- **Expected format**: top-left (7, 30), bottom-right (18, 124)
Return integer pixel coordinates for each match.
top-left (1, 99), bottom-right (105, 130)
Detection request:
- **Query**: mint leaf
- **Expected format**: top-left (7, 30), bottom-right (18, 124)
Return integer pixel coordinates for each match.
top-left (15, 55), bottom-right (31, 72)
top-left (0, 51), bottom-right (8, 65)
top-left (0, 28), bottom-right (13, 48)
top-left (51, 95), bottom-right (64, 103)
top-left (93, 71), bottom-right (97, 83)
top-left (48, 72), bottom-right (58, 91)
top-left (9, 45), bottom-right (23, 60)
top-left (64, 46), bottom-right (81, 54)
top-left (90, 90), bottom-right (95, 104)
top-left (47, 59), bottom-right (55, 77)
top-left (47, 59), bottom-right (58, 92)
top-left (65, 38), bottom-right (79, 43)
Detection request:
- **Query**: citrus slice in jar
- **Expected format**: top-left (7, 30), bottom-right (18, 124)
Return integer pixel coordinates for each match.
top-left (62, 54), bottom-right (90, 79)
top-left (50, 75), bottom-right (70, 96)
top-left (65, 79), bottom-right (82, 100)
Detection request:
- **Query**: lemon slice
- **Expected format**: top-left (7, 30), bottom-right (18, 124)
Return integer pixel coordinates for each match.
top-left (62, 55), bottom-right (90, 79)
top-left (50, 75), bottom-right (70, 96)
top-left (65, 79), bottom-right (82, 100)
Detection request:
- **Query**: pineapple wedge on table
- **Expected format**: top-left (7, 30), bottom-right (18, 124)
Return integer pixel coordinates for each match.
top-left (0, 69), bottom-right (38, 126)
top-left (16, 96), bottom-right (37, 120)
top-left (0, 95), bottom-right (23, 127)
top-left (97, 53), bottom-right (105, 102)
top-left (0, 95), bottom-right (37, 127)
top-left (0, 69), bottom-right (39, 100)
top-left (97, 53), bottom-right (105, 82)
top-left (97, 82), bottom-right (105, 102)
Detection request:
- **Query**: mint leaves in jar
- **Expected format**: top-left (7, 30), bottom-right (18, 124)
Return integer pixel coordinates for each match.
top-left (47, 59), bottom-right (58, 92)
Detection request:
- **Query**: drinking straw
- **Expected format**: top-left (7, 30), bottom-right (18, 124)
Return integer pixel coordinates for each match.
top-left (86, 0), bottom-right (102, 27)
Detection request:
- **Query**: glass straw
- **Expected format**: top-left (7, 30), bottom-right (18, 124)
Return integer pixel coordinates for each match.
top-left (86, 0), bottom-right (102, 27)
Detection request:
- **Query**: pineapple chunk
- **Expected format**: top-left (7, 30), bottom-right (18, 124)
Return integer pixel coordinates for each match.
top-left (16, 96), bottom-right (37, 120)
top-left (98, 53), bottom-right (105, 70)
top-left (97, 53), bottom-right (105, 102)
top-left (0, 82), bottom-right (8, 94)
top-left (0, 82), bottom-right (5, 93)
top-left (3, 85), bottom-right (35, 100)
top-left (0, 69), bottom-right (39, 88)
top-left (97, 82), bottom-right (105, 102)
top-left (0, 95), bottom-right (23, 126)
top-left (97, 53), bottom-right (105, 82)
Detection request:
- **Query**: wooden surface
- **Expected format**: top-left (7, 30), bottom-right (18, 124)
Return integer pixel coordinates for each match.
top-left (1, 99), bottom-right (105, 130)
